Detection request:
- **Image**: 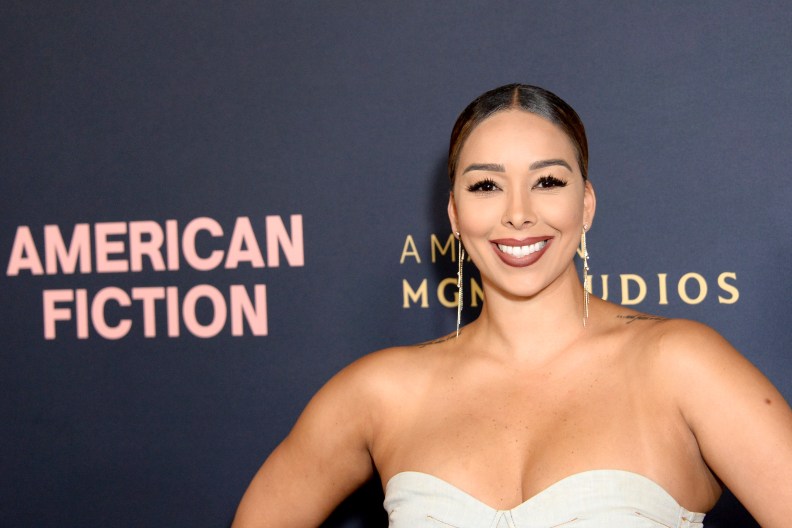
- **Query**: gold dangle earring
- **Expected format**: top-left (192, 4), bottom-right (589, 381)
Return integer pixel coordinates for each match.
top-left (581, 224), bottom-right (590, 327)
top-left (455, 232), bottom-right (465, 338)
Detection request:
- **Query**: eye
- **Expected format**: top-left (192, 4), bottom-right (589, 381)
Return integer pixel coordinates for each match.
top-left (533, 175), bottom-right (567, 189)
top-left (466, 178), bottom-right (499, 193)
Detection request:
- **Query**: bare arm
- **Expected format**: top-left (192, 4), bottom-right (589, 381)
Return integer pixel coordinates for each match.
top-left (231, 360), bottom-right (378, 528)
top-left (664, 320), bottom-right (792, 527)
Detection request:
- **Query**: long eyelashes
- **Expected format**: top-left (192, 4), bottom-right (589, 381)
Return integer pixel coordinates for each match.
top-left (465, 175), bottom-right (568, 193)
top-left (534, 176), bottom-right (567, 189)
top-left (466, 178), bottom-right (498, 192)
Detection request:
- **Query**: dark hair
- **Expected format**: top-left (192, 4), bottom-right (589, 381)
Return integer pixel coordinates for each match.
top-left (448, 84), bottom-right (588, 184)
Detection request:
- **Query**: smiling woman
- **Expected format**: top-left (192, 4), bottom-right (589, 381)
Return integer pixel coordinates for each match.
top-left (231, 84), bottom-right (792, 528)
top-left (447, 107), bottom-right (593, 311)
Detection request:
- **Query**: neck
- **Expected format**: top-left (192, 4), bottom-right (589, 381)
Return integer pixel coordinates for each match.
top-left (463, 264), bottom-right (588, 362)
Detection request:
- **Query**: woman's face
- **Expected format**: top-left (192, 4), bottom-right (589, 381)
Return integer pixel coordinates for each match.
top-left (448, 109), bottom-right (595, 299)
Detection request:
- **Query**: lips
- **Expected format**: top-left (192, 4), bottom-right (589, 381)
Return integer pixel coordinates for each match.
top-left (496, 240), bottom-right (547, 258)
top-left (491, 237), bottom-right (552, 267)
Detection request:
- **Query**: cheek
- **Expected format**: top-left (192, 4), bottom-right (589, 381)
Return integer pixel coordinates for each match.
top-left (542, 204), bottom-right (583, 231)
top-left (540, 190), bottom-right (586, 229)
top-left (456, 202), bottom-right (500, 235)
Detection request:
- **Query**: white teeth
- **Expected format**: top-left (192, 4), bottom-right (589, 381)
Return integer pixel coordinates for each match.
top-left (497, 240), bottom-right (547, 258)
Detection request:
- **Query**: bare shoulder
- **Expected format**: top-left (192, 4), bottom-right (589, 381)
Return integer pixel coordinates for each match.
top-left (329, 333), bottom-right (456, 405)
top-left (633, 316), bottom-right (750, 378)
top-left (595, 305), bottom-right (759, 393)
top-left (637, 316), bottom-right (788, 418)
top-left (612, 312), bottom-right (753, 384)
top-left (596, 303), bottom-right (733, 368)
top-left (345, 333), bottom-right (451, 372)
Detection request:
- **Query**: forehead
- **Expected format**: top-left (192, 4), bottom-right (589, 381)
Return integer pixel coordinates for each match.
top-left (460, 110), bottom-right (577, 165)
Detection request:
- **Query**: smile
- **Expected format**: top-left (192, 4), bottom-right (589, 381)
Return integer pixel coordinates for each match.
top-left (496, 240), bottom-right (548, 258)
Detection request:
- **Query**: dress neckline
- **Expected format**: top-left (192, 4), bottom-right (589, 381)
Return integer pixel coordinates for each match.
top-left (385, 468), bottom-right (705, 515)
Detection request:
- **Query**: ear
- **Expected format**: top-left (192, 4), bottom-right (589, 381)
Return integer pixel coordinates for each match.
top-left (447, 192), bottom-right (459, 235)
top-left (583, 180), bottom-right (596, 228)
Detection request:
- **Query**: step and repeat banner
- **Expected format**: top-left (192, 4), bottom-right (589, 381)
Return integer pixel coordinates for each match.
top-left (2, 3), bottom-right (790, 527)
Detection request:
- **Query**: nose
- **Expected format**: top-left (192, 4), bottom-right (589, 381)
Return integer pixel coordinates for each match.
top-left (502, 187), bottom-right (535, 228)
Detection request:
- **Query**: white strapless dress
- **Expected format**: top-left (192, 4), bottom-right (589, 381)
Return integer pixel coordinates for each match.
top-left (384, 469), bottom-right (705, 527)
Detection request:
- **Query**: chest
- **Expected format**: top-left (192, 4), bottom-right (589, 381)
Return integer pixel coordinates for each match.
top-left (372, 352), bottom-right (678, 502)
top-left (411, 368), bottom-right (646, 451)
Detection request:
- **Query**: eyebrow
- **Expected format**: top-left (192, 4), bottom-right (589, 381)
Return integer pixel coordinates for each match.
top-left (461, 159), bottom-right (573, 174)
top-left (529, 159), bottom-right (572, 171)
top-left (462, 163), bottom-right (505, 174)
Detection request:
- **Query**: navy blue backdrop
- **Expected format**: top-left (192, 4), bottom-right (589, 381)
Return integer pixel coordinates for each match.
top-left (2, 2), bottom-right (790, 527)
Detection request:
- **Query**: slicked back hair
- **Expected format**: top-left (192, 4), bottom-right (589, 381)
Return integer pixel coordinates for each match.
top-left (448, 84), bottom-right (588, 186)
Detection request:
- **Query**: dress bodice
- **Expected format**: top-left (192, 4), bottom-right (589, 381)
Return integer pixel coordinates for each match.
top-left (384, 469), bottom-right (705, 528)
